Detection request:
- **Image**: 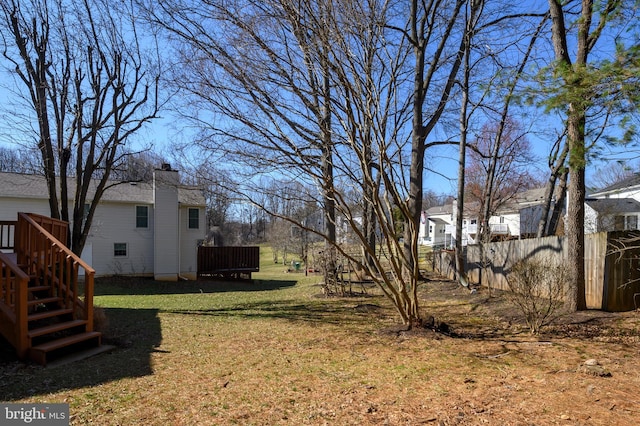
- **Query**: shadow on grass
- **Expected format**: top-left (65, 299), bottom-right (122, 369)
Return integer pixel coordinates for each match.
top-left (0, 307), bottom-right (162, 401)
top-left (165, 297), bottom-right (388, 326)
top-left (94, 276), bottom-right (297, 296)
top-left (0, 280), bottom-right (385, 400)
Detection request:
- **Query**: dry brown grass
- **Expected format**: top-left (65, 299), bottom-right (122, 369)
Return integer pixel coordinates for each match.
top-left (1, 268), bottom-right (639, 425)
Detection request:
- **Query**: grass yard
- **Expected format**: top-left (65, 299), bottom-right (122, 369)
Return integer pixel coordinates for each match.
top-left (1, 246), bottom-right (640, 425)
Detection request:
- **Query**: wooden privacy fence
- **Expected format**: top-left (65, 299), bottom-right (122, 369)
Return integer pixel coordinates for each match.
top-left (433, 231), bottom-right (640, 312)
top-left (197, 246), bottom-right (260, 280)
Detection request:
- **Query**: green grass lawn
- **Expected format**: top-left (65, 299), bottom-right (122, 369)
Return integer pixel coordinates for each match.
top-left (1, 245), bottom-right (639, 425)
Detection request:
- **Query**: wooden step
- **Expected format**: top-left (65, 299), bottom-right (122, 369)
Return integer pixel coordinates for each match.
top-left (28, 285), bottom-right (51, 293)
top-left (29, 331), bottom-right (101, 366)
top-left (27, 296), bottom-right (61, 307)
top-left (28, 319), bottom-right (87, 339)
top-left (28, 308), bottom-right (73, 322)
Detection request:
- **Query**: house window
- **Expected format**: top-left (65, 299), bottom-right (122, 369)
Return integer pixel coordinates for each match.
top-left (188, 208), bottom-right (199, 229)
top-left (615, 215), bottom-right (638, 231)
top-left (470, 219), bottom-right (477, 225)
top-left (136, 206), bottom-right (149, 228)
top-left (114, 243), bottom-right (127, 257)
top-left (499, 216), bottom-right (505, 224)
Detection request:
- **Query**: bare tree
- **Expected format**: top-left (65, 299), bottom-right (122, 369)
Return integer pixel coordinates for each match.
top-left (109, 150), bottom-right (166, 183)
top-left (0, 0), bottom-right (160, 255)
top-left (591, 160), bottom-right (639, 191)
top-left (452, 2), bottom-right (547, 288)
top-left (144, 0), bottom-right (589, 326)
top-left (0, 145), bottom-right (39, 173)
top-left (465, 119), bottom-right (540, 236)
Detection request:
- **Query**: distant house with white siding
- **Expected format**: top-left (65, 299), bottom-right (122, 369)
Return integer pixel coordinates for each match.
top-left (0, 166), bottom-right (206, 280)
top-left (418, 187), bottom-right (548, 247)
top-left (585, 173), bottom-right (640, 233)
top-left (419, 204), bottom-right (452, 248)
top-left (584, 198), bottom-right (640, 233)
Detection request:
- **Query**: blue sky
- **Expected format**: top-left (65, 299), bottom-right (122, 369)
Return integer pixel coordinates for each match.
top-left (1, 0), bottom-right (638, 198)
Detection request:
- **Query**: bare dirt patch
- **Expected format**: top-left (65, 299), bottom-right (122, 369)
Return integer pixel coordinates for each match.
top-left (411, 275), bottom-right (640, 425)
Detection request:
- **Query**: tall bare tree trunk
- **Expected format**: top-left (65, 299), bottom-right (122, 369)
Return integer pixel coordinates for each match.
top-left (547, 0), bottom-right (593, 311)
top-left (566, 112), bottom-right (588, 310)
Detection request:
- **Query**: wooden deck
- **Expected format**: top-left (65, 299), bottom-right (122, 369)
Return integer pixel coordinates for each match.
top-left (197, 246), bottom-right (260, 280)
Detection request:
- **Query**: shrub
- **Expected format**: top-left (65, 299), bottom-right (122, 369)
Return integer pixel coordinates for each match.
top-left (506, 257), bottom-right (566, 334)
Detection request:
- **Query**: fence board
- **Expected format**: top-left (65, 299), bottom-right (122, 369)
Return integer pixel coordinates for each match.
top-left (585, 232), bottom-right (607, 309)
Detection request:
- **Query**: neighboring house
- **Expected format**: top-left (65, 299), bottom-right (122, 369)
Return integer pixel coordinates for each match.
top-left (419, 204), bottom-right (452, 248)
top-left (585, 173), bottom-right (640, 233)
top-left (584, 198), bottom-right (640, 233)
top-left (419, 187), bottom-right (548, 247)
top-left (0, 166), bottom-right (206, 280)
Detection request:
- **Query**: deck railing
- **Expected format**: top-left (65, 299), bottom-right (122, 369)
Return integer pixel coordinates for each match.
top-left (197, 246), bottom-right (260, 280)
top-left (0, 251), bottom-right (30, 357)
top-left (10, 213), bottom-right (95, 357)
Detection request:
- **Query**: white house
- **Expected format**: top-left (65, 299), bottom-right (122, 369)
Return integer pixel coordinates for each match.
top-left (584, 198), bottom-right (640, 233)
top-left (590, 173), bottom-right (640, 200)
top-left (0, 166), bottom-right (206, 280)
top-left (419, 204), bottom-right (452, 248)
top-left (585, 173), bottom-right (640, 233)
top-left (419, 187), bottom-right (548, 247)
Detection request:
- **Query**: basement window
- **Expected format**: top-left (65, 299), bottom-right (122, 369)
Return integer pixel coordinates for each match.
top-left (114, 243), bottom-right (128, 257)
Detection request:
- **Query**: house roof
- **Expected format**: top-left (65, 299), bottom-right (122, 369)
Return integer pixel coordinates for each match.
top-left (425, 204), bottom-right (452, 216)
top-left (0, 171), bottom-right (206, 206)
top-left (424, 187), bottom-right (547, 218)
top-left (590, 173), bottom-right (640, 196)
top-left (585, 198), bottom-right (640, 214)
top-left (429, 217), bottom-right (448, 225)
top-left (494, 187), bottom-right (547, 214)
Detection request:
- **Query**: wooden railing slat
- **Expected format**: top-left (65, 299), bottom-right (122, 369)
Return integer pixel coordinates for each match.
top-left (0, 251), bottom-right (30, 357)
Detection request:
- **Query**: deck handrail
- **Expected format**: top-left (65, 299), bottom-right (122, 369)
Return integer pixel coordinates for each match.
top-left (16, 213), bottom-right (96, 334)
top-left (0, 251), bottom-right (30, 357)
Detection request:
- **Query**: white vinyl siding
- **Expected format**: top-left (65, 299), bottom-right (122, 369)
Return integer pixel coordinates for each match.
top-left (0, 171), bottom-right (206, 278)
top-left (89, 202), bottom-right (154, 276)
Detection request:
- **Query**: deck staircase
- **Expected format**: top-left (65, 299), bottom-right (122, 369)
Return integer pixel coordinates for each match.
top-left (0, 213), bottom-right (101, 366)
